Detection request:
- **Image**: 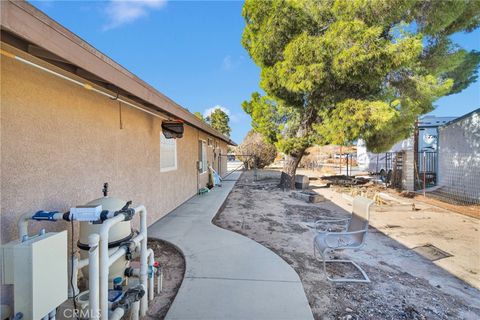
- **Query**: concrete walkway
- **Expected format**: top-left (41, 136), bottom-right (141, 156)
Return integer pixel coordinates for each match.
top-left (148, 172), bottom-right (313, 319)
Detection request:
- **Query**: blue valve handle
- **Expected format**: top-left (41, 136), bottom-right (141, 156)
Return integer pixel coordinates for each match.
top-left (32, 210), bottom-right (59, 221)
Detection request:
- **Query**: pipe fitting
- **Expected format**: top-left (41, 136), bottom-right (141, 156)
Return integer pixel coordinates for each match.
top-left (124, 267), bottom-right (134, 277)
top-left (111, 285), bottom-right (145, 312)
top-left (31, 210), bottom-right (60, 221)
top-left (124, 267), bottom-right (140, 278)
top-left (114, 201), bottom-right (135, 221)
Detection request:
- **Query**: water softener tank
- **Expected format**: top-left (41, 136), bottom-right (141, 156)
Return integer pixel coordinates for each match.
top-left (78, 196), bottom-right (133, 287)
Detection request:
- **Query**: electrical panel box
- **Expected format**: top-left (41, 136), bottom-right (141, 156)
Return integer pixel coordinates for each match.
top-left (1, 231), bottom-right (68, 320)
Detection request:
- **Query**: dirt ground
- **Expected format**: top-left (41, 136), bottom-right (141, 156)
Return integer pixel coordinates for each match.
top-left (299, 170), bottom-right (480, 288)
top-left (295, 167), bottom-right (480, 219)
top-left (143, 239), bottom-right (185, 320)
top-left (313, 187), bottom-right (480, 290)
top-left (214, 170), bottom-right (480, 320)
top-left (411, 195), bottom-right (479, 220)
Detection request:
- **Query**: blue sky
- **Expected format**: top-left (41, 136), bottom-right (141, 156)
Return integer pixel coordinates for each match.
top-left (30, 0), bottom-right (479, 144)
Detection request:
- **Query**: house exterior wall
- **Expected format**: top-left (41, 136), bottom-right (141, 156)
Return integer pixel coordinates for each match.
top-left (438, 111), bottom-right (480, 203)
top-left (0, 45), bottom-right (229, 245)
top-left (197, 131), bottom-right (229, 188)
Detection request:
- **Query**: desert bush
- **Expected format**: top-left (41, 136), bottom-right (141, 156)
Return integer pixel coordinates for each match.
top-left (237, 130), bottom-right (277, 169)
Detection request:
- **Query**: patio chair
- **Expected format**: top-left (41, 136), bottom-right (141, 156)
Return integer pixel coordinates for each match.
top-left (313, 196), bottom-right (374, 283)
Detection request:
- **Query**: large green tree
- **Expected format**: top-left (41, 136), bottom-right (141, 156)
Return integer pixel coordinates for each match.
top-left (241, 0), bottom-right (480, 188)
top-left (206, 108), bottom-right (232, 137)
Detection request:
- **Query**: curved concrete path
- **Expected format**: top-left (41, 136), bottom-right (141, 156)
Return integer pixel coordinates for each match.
top-left (148, 172), bottom-right (313, 319)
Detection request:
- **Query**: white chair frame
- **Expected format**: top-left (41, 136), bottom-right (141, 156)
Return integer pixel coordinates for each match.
top-left (313, 196), bottom-right (374, 283)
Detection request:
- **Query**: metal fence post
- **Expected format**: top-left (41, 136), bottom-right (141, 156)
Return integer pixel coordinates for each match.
top-left (423, 151), bottom-right (426, 197)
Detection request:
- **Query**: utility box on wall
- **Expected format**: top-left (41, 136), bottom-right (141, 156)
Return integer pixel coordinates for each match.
top-left (1, 231), bottom-right (68, 319)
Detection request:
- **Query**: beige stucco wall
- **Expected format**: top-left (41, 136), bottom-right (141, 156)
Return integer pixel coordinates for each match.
top-left (0, 44), bottom-right (229, 246)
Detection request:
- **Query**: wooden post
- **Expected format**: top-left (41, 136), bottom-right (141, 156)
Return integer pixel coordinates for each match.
top-left (346, 153), bottom-right (349, 177)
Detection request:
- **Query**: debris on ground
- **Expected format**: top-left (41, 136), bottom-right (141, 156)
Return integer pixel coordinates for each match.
top-left (214, 169), bottom-right (480, 320)
top-left (306, 169), bottom-right (479, 219)
top-left (291, 190), bottom-right (325, 203)
top-left (400, 191), bottom-right (416, 198)
top-left (320, 175), bottom-right (370, 187)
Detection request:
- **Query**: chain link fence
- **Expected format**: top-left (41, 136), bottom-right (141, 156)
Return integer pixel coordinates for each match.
top-left (422, 152), bottom-right (480, 207)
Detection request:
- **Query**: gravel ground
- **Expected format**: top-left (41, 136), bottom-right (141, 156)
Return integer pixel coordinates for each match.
top-left (213, 170), bottom-right (480, 320)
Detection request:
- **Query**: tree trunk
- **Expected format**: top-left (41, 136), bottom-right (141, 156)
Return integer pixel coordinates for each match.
top-left (278, 106), bottom-right (314, 190)
top-left (279, 152), bottom-right (304, 190)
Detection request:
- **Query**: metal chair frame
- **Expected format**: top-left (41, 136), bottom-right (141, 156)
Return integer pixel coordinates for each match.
top-left (312, 197), bottom-right (374, 283)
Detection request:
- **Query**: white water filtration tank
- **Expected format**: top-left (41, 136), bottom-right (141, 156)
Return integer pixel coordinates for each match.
top-left (78, 196), bottom-right (133, 287)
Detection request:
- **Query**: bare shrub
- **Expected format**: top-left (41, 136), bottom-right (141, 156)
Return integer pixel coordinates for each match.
top-left (237, 130), bottom-right (277, 169)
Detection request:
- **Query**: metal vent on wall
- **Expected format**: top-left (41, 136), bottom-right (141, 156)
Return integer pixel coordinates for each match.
top-left (162, 121), bottom-right (184, 139)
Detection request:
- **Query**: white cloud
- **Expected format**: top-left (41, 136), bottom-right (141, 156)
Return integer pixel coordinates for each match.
top-left (203, 105), bottom-right (245, 124)
top-left (222, 54), bottom-right (245, 71)
top-left (102, 0), bottom-right (166, 30)
top-left (203, 105), bottom-right (231, 118)
top-left (229, 112), bottom-right (246, 124)
top-left (222, 55), bottom-right (233, 70)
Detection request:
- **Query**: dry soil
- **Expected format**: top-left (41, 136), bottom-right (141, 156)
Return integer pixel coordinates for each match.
top-left (143, 239), bottom-right (185, 320)
top-left (214, 170), bottom-right (480, 320)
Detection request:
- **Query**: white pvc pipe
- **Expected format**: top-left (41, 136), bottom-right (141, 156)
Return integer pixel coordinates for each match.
top-left (88, 234), bottom-right (100, 320)
top-left (147, 249), bottom-right (155, 301)
top-left (107, 234), bottom-right (143, 268)
top-left (108, 247), bottom-right (127, 268)
top-left (135, 205), bottom-right (148, 317)
top-left (18, 213), bottom-right (34, 239)
top-left (98, 213), bottom-right (126, 320)
top-left (0, 49), bottom-right (169, 121)
top-left (109, 308), bottom-right (124, 320)
top-left (78, 257), bottom-right (89, 269)
top-left (130, 301), bottom-right (140, 320)
top-left (129, 268), bottom-right (141, 277)
top-left (157, 267), bottom-right (163, 294)
top-left (98, 206), bottom-right (148, 320)
top-left (131, 232), bottom-right (144, 250)
top-left (18, 212), bottom-right (64, 239)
